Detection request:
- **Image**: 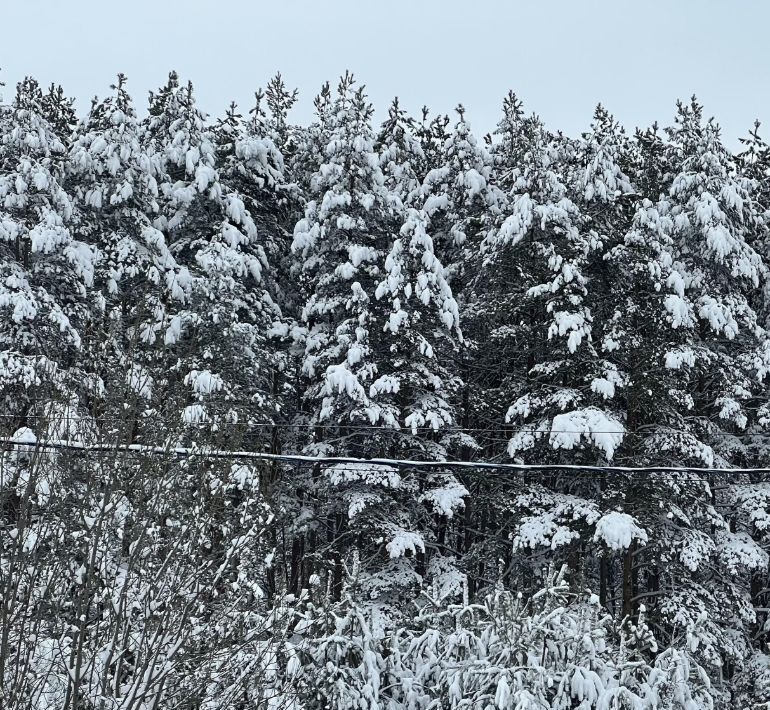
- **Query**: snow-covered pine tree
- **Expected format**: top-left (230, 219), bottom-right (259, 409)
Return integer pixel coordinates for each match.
top-left (213, 95), bottom-right (296, 323)
top-left (462, 101), bottom-right (627, 604)
top-left (594, 98), bottom-right (770, 683)
top-left (291, 72), bottom-right (393, 452)
top-left (293, 575), bottom-right (395, 710)
top-left (643, 97), bottom-right (770, 678)
top-left (370, 206), bottom-right (470, 595)
top-left (66, 74), bottom-right (191, 446)
top-left (738, 120), bottom-right (770, 224)
top-left (495, 119), bottom-right (622, 463)
top-left (291, 75), bottom-right (470, 612)
top-left (376, 97), bottom-right (425, 208)
top-left (0, 77), bottom-right (96, 436)
top-left (661, 97), bottom-right (769, 463)
top-left (403, 564), bottom-right (715, 709)
top-left (569, 105), bottom-right (644, 617)
top-left (287, 79), bottom-right (333, 201)
top-left (40, 82), bottom-right (77, 146)
top-left (416, 106), bottom-right (450, 178)
top-left (414, 109), bottom-right (501, 576)
top-left (290, 74), bottom-right (406, 603)
top-left (463, 96), bottom-right (545, 448)
top-left (577, 105), bottom-right (634, 215)
top-left (736, 120), bottom-right (770, 657)
top-left (371, 208), bottom-right (461, 441)
top-left (259, 72), bottom-right (300, 177)
top-left (593, 113), bottom-right (721, 626)
top-left (489, 91), bottom-right (529, 195)
top-left (418, 104), bottom-right (500, 286)
top-left (142, 72), bottom-right (282, 450)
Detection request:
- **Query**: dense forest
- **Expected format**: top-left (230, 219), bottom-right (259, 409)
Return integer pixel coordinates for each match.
top-left (3, 69), bottom-right (770, 708)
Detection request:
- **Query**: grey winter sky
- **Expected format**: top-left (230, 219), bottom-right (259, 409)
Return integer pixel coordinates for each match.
top-left (2, 0), bottom-right (768, 147)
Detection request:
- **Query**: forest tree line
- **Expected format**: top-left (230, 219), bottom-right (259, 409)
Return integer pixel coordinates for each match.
top-left (3, 69), bottom-right (770, 707)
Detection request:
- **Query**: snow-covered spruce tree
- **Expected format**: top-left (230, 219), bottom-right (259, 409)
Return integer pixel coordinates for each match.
top-left (375, 102), bottom-right (468, 453)
top-left (210, 96), bottom-right (302, 560)
top-left (570, 104), bottom-right (635, 432)
top-left (220, 82), bottom-right (298, 258)
top-left (142, 72), bottom-right (282, 450)
top-left (0, 77), bottom-right (96, 436)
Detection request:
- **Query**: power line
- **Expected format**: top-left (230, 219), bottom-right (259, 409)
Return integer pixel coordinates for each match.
top-left (0, 448), bottom-right (738, 486)
top-left (3, 434), bottom-right (770, 477)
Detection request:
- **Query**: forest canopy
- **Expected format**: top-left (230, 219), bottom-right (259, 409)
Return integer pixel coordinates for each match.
top-left (2, 70), bottom-right (770, 708)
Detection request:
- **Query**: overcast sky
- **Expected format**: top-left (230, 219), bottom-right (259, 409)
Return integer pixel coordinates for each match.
top-left (2, 0), bottom-right (767, 148)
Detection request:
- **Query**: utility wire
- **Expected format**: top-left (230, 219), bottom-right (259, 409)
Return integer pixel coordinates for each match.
top-left (3, 434), bottom-right (770, 476)
top-left (0, 448), bottom-right (739, 486)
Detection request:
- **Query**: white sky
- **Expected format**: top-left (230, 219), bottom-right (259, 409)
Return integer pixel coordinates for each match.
top-left (2, 0), bottom-right (767, 148)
